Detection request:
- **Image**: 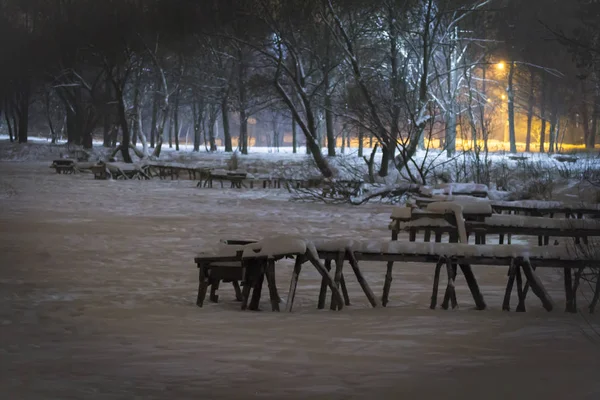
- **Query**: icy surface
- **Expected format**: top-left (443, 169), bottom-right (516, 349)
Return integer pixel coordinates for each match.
top-left (0, 159), bottom-right (599, 399)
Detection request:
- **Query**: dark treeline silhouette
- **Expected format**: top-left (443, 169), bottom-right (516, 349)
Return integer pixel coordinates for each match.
top-left (0, 0), bottom-right (597, 176)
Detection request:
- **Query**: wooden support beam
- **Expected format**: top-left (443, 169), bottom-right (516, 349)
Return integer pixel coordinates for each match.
top-left (382, 261), bottom-right (394, 307)
top-left (317, 259), bottom-right (331, 310)
top-left (458, 264), bottom-right (486, 310)
top-left (430, 258), bottom-right (444, 309)
top-left (330, 251), bottom-right (346, 310)
top-left (347, 250), bottom-right (379, 308)
top-left (305, 250), bottom-right (344, 310)
top-left (232, 281), bottom-right (243, 301)
top-left (340, 274), bottom-right (351, 306)
top-left (564, 268), bottom-right (576, 313)
top-left (589, 275), bottom-right (600, 314)
top-left (515, 264), bottom-right (526, 312)
top-left (502, 260), bottom-right (516, 311)
top-left (265, 259), bottom-right (280, 311)
top-left (441, 259), bottom-right (458, 310)
top-left (209, 278), bottom-right (220, 303)
top-left (520, 260), bottom-right (554, 311)
top-left (196, 264), bottom-right (209, 307)
top-left (285, 256), bottom-right (304, 312)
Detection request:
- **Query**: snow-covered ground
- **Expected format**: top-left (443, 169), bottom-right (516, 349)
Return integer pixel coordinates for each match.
top-left (1, 141), bottom-right (600, 399)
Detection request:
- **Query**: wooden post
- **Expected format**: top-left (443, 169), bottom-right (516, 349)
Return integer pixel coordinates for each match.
top-left (430, 258), bottom-right (444, 309)
top-left (382, 261), bottom-right (394, 307)
top-left (564, 268), bottom-right (576, 313)
top-left (424, 230), bottom-right (431, 242)
top-left (305, 249), bottom-right (344, 310)
top-left (442, 259), bottom-right (457, 310)
top-left (240, 261), bottom-right (254, 310)
top-left (196, 263), bottom-right (209, 307)
top-left (209, 277), bottom-right (220, 303)
top-left (515, 264), bottom-right (526, 312)
top-left (520, 260), bottom-right (554, 311)
top-left (265, 259), bottom-right (280, 311)
top-left (285, 256), bottom-right (304, 312)
top-left (409, 228), bottom-right (416, 242)
top-left (589, 276), bottom-right (600, 314)
top-left (232, 281), bottom-right (243, 301)
top-left (317, 259), bottom-right (331, 309)
top-left (330, 251), bottom-right (346, 310)
top-left (340, 274), bottom-right (351, 306)
top-left (503, 260), bottom-right (516, 311)
top-left (347, 250), bottom-right (379, 307)
top-left (248, 263), bottom-right (265, 311)
top-left (458, 264), bottom-right (486, 310)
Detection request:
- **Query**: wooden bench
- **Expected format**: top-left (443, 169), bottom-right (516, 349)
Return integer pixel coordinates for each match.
top-left (50, 159), bottom-right (76, 174)
top-left (202, 171), bottom-right (247, 188)
top-left (90, 164), bottom-right (109, 180)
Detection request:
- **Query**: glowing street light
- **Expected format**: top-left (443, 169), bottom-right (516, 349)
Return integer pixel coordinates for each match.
top-left (496, 61), bottom-right (505, 70)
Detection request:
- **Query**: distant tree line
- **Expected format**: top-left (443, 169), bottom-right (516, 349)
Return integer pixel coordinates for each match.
top-left (0, 0), bottom-right (597, 177)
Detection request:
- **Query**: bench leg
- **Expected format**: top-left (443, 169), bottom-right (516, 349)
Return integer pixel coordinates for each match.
top-left (317, 259), bottom-right (331, 310)
top-left (382, 261), bottom-right (394, 307)
top-left (265, 260), bottom-right (280, 311)
top-left (430, 258), bottom-right (444, 309)
top-left (330, 251), bottom-right (345, 310)
top-left (248, 264), bottom-right (265, 311)
top-left (232, 281), bottom-right (243, 301)
top-left (285, 256), bottom-right (304, 312)
top-left (196, 265), bottom-right (209, 307)
top-left (209, 278), bottom-right (220, 303)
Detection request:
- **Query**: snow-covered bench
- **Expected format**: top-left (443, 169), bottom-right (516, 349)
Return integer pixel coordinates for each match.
top-left (195, 236), bottom-right (343, 312)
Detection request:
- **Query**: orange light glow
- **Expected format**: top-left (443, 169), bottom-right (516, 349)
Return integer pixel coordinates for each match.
top-left (496, 61), bottom-right (505, 70)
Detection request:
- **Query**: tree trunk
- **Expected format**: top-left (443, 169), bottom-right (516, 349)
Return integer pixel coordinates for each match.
top-left (589, 92), bottom-right (599, 149)
top-left (548, 94), bottom-right (558, 154)
top-left (192, 101), bottom-right (203, 152)
top-left (525, 68), bottom-right (535, 152)
top-left (222, 99), bottom-right (232, 152)
top-left (358, 128), bottom-right (364, 157)
top-left (292, 118), bottom-right (297, 154)
top-left (173, 90), bottom-right (180, 151)
top-left (149, 81), bottom-right (159, 148)
top-left (45, 91), bottom-right (56, 144)
top-left (582, 81), bottom-right (591, 149)
top-left (116, 87), bottom-right (133, 163)
top-left (130, 65), bottom-right (143, 147)
top-left (5, 108), bottom-right (14, 143)
top-left (103, 112), bottom-right (112, 147)
top-left (238, 48), bottom-right (249, 155)
top-left (539, 75), bottom-right (547, 153)
top-left (507, 61), bottom-right (517, 153)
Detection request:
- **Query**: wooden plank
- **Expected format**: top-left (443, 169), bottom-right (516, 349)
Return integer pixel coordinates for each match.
top-left (520, 260), bottom-right (554, 311)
